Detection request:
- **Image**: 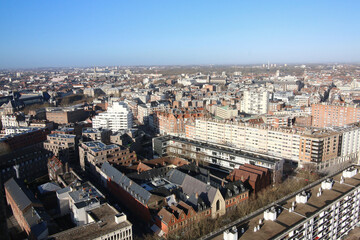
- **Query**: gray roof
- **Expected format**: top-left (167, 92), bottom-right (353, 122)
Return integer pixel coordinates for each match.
top-left (166, 169), bottom-right (218, 206)
top-left (4, 178), bottom-right (33, 211)
top-left (101, 162), bottom-right (152, 205)
top-left (166, 168), bottom-right (186, 185)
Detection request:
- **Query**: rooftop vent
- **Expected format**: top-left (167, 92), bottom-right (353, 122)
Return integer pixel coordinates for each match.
top-left (264, 207), bottom-right (277, 221)
top-left (223, 226), bottom-right (238, 240)
top-left (321, 178), bottom-right (334, 190)
top-left (296, 191), bottom-right (309, 204)
top-left (115, 213), bottom-right (126, 224)
top-left (343, 167), bottom-right (358, 179)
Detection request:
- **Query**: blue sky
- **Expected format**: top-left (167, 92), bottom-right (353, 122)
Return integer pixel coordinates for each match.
top-left (0, 0), bottom-right (359, 68)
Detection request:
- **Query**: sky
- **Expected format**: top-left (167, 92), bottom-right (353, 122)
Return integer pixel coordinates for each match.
top-left (0, 0), bottom-right (360, 68)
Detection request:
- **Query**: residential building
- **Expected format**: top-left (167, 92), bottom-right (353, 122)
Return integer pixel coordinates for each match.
top-left (152, 108), bottom-right (204, 136)
top-left (43, 133), bottom-right (77, 163)
top-left (311, 103), bottom-right (360, 128)
top-left (153, 135), bottom-right (284, 183)
top-left (0, 128), bottom-right (49, 153)
top-left (215, 105), bottom-right (238, 120)
top-left (227, 164), bottom-right (271, 193)
top-left (186, 119), bottom-right (360, 168)
top-left (92, 102), bottom-right (133, 132)
top-left (50, 203), bottom-right (132, 240)
top-left (79, 141), bottom-right (137, 171)
top-left (241, 89), bottom-right (269, 114)
top-left (4, 178), bottom-right (49, 240)
top-left (56, 181), bottom-right (104, 225)
top-left (82, 128), bottom-right (111, 144)
top-left (215, 166), bottom-right (360, 240)
top-left (0, 146), bottom-right (52, 183)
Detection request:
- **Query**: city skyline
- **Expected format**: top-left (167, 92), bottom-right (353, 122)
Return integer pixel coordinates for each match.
top-left (1, 0), bottom-right (360, 68)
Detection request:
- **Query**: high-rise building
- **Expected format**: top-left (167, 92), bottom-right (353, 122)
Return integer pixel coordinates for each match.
top-left (312, 103), bottom-right (360, 128)
top-left (185, 119), bottom-right (360, 167)
top-left (216, 166), bottom-right (360, 240)
top-left (92, 102), bottom-right (133, 132)
top-left (241, 89), bottom-right (269, 115)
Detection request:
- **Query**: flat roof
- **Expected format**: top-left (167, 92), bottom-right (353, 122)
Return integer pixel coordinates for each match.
top-left (50, 204), bottom-right (132, 240)
top-left (83, 141), bottom-right (119, 152)
top-left (211, 165), bottom-right (360, 240)
top-left (48, 133), bottom-right (75, 138)
top-left (159, 135), bottom-right (282, 165)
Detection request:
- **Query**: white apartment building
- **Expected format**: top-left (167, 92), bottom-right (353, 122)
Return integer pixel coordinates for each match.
top-left (241, 89), bottom-right (269, 114)
top-left (218, 166), bottom-right (360, 240)
top-left (191, 119), bottom-right (301, 162)
top-left (92, 102), bottom-right (133, 132)
top-left (339, 125), bottom-right (360, 157)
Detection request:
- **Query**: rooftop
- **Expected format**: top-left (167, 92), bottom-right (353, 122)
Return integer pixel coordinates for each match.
top-left (82, 141), bottom-right (119, 152)
top-left (158, 135), bottom-right (282, 165)
top-left (48, 133), bottom-right (76, 139)
top-left (50, 204), bottom-right (132, 240)
top-left (211, 165), bottom-right (360, 240)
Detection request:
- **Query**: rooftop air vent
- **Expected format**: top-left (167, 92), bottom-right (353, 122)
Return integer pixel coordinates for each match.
top-left (296, 191), bottom-right (309, 204)
top-left (264, 207), bottom-right (277, 221)
top-left (343, 167), bottom-right (358, 178)
top-left (321, 178), bottom-right (334, 190)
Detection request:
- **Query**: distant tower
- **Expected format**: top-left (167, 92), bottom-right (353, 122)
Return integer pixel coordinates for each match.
top-left (275, 70), bottom-right (280, 77)
top-left (94, 67), bottom-right (97, 78)
top-left (267, 61), bottom-right (270, 70)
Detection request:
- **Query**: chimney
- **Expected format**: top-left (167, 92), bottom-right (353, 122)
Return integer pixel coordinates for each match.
top-left (65, 162), bottom-right (69, 173)
top-left (207, 171), bottom-right (210, 185)
top-left (221, 178), bottom-right (225, 187)
top-left (195, 192), bottom-right (198, 199)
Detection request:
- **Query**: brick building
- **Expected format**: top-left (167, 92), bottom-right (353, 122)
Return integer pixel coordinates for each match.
top-left (0, 128), bottom-right (49, 154)
top-left (0, 146), bottom-right (51, 183)
top-left (43, 133), bottom-right (77, 163)
top-left (79, 141), bottom-right (137, 171)
top-left (311, 103), bottom-right (360, 127)
top-left (46, 107), bottom-right (88, 124)
top-left (152, 108), bottom-right (204, 136)
top-left (227, 164), bottom-right (271, 193)
top-left (4, 178), bottom-right (49, 240)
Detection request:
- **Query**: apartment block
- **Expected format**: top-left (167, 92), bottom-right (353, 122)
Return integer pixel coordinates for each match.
top-left (92, 102), bottom-right (133, 132)
top-left (153, 135), bottom-right (284, 183)
top-left (152, 108), bottom-right (204, 137)
top-left (186, 119), bottom-right (360, 167)
top-left (82, 127), bottom-right (111, 144)
top-left (79, 141), bottom-right (137, 171)
top-left (217, 166), bottom-right (360, 240)
top-left (312, 103), bottom-right (360, 127)
top-left (299, 130), bottom-right (340, 163)
top-left (43, 133), bottom-right (77, 163)
top-left (241, 89), bottom-right (269, 114)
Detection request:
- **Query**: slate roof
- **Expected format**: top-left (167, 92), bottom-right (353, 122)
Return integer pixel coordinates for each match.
top-left (4, 178), bottom-right (39, 211)
top-left (166, 169), bottom-right (218, 206)
top-left (101, 162), bottom-right (152, 205)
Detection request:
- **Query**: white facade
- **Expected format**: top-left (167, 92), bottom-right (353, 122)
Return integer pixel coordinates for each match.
top-left (1, 115), bottom-right (19, 128)
top-left (340, 126), bottom-right (360, 157)
top-left (92, 102), bottom-right (133, 132)
top-left (191, 119), bottom-right (301, 162)
top-left (241, 89), bottom-right (269, 114)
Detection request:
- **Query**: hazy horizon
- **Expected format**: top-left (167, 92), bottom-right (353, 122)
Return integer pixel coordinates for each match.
top-left (1, 0), bottom-right (360, 68)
